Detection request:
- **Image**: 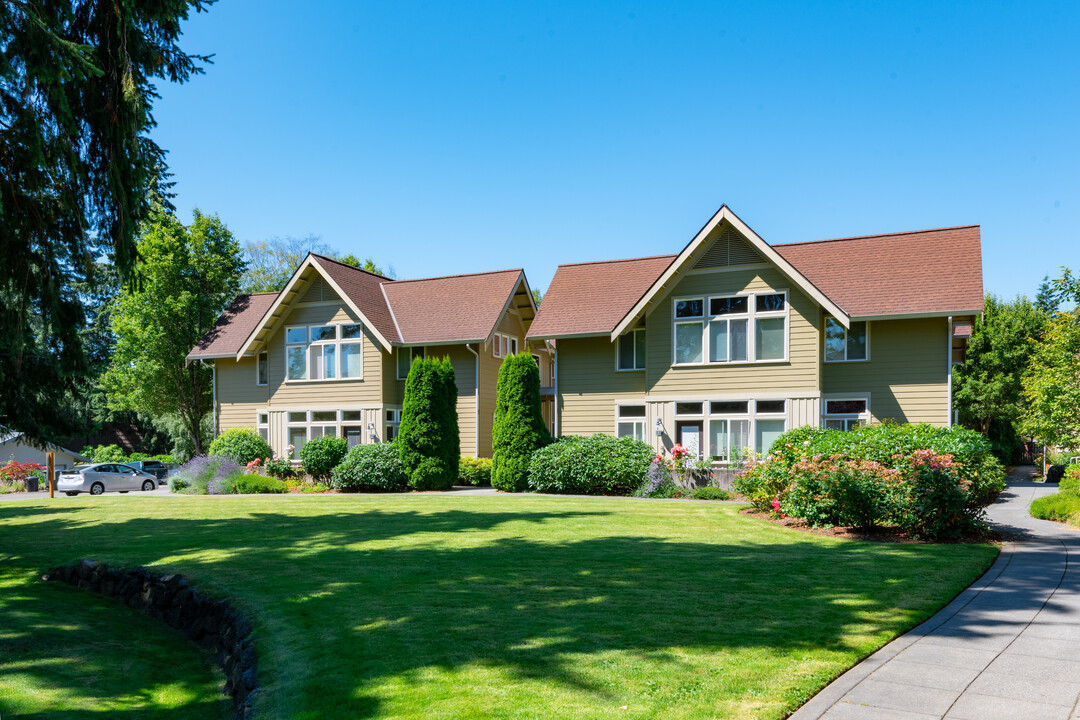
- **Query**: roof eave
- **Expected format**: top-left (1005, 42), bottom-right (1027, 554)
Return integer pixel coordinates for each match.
top-left (851, 308), bottom-right (985, 322)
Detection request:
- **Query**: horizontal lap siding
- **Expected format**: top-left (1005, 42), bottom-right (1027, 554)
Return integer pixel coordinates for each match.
top-left (217, 357), bottom-right (267, 432)
top-left (823, 317), bottom-right (949, 425)
top-left (645, 268), bottom-right (820, 396)
top-left (558, 337), bottom-right (645, 437)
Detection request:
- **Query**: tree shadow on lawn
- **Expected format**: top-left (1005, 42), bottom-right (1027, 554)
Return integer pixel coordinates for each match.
top-left (0, 503), bottom-right (999, 719)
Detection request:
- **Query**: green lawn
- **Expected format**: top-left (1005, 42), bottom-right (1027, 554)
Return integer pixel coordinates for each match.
top-left (0, 494), bottom-right (998, 720)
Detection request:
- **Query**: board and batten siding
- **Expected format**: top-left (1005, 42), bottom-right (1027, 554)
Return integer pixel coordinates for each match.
top-left (556, 336), bottom-right (646, 437)
top-left (823, 317), bottom-right (949, 425)
top-left (644, 267), bottom-right (821, 396)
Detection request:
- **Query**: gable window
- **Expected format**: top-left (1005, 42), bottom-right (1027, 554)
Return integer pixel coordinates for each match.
top-left (616, 404), bottom-right (646, 441)
top-left (493, 333), bottom-right (518, 359)
top-left (285, 323), bottom-right (364, 382)
top-left (257, 352), bottom-right (268, 386)
top-left (823, 398), bottom-right (869, 431)
top-left (397, 347), bottom-right (425, 380)
top-left (824, 318), bottom-right (869, 362)
top-left (673, 291), bottom-right (788, 366)
top-left (617, 328), bottom-right (646, 371)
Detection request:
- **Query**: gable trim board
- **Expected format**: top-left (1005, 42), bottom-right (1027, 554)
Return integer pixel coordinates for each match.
top-left (610, 206), bottom-right (851, 340)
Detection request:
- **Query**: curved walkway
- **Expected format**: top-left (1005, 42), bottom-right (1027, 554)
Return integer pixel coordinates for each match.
top-left (792, 466), bottom-right (1080, 720)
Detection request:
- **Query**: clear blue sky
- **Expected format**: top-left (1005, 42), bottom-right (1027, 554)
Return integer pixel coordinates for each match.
top-left (154, 1), bottom-right (1078, 299)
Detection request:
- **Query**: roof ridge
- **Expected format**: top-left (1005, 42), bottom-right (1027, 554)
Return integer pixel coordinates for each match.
top-left (776, 225), bottom-right (980, 248)
top-left (311, 253), bottom-right (395, 282)
top-left (556, 253), bottom-right (678, 269)
top-left (238, 291), bottom-right (280, 297)
top-left (385, 268), bottom-right (523, 285)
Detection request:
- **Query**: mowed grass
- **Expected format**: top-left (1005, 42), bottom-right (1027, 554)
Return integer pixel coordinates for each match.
top-left (0, 494), bottom-right (998, 719)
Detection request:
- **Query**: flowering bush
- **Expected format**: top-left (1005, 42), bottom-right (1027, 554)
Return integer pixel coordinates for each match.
top-left (0, 461), bottom-right (46, 492)
top-left (634, 456), bottom-right (680, 498)
top-left (263, 456), bottom-right (294, 479)
top-left (168, 455), bottom-right (244, 494)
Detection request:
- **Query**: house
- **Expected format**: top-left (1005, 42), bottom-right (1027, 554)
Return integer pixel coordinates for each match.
top-left (527, 206), bottom-right (983, 462)
top-left (0, 429), bottom-right (91, 472)
top-left (188, 255), bottom-right (550, 458)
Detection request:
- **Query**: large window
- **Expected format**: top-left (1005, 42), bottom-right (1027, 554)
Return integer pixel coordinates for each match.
top-left (692, 399), bottom-right (788, 462)
top-left (397, 347), bottom-right (425, 380)
top-left (824, 318), bottom-right (868, 362)
top-left (673, 292), bottom-right (788, 366)
top-left (285, 323), bottom-right (364, 381)
top-left (284, 410), bottom-right (367, 453)
top-left (616, 405), bottom-right (646, 441)
top-left (617, 328), bottom-right (646, 371)
top-left (823, 398), bottom-right (869, 431)
top-left (493, 333), bottom-right (519, 359)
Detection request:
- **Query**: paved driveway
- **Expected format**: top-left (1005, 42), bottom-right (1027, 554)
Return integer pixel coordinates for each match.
top-left (792, 466), bottom-right (1080, 720)
top-left (0, 485), bottom-right (172, 501)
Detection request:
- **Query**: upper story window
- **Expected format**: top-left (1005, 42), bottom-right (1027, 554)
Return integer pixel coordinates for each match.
top-left (397, 347), bottom-right (425, 380)
top-left (673, 291), bottom-right (788, 366)
top-left (285, 323), bottom-right (364, 382)
top-left (617, 328), bottom-right (646, 371)
top-left (493, 333), bottom-right (518, 359)
top-left (824, 318), bottom-right (869, 362)
top-left (257, 352), bottom-right (268, 386)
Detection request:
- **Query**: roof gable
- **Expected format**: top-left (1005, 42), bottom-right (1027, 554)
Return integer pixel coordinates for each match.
top-left (187, 292), bottom-right (279, 360)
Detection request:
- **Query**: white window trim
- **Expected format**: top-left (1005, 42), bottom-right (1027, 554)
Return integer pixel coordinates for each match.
top-left (493, 333), bottom-right (518, 359)
top-left (396, 347), bottom-right (425, 380)
top-left (662, 398), bottom-right (789, 464)
top-left (615, 327), bottom-right (646, 372)
top-left (671, 290), bottom-right (790, 368)
top-left (256, 351), bottom-right (269, 386)
top-left (385, 407), bottom-right (403, 442)
top-left (284, 323), bottom-right (365, 383)
top-left (822, 394), bottom-right (872, 430)
top-left (824, 318), bottom-right (871, 363)
top-left (614, 402), bottom-right (647, 442)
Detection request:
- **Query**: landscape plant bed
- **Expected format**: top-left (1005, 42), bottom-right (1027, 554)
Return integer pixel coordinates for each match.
top-left (739, 508), bottom-right (1002, 545)
top-left (1, 494), bottom-right (998, 720)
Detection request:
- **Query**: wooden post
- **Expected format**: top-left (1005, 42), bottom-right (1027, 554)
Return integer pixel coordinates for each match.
top-left (47, 452), bottom-right (54, 498)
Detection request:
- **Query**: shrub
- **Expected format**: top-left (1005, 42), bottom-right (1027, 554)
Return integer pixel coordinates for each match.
top-left (492, 353), bottom-right (551, 492)
top-left (150, 454), bottom-right (175, 464)
top-left (233, 474), bottom-right (288, 494)
top-left (263, 456), bottom-right (294, 479)
top-left (167, 474), bottom-right (188, 493)
top-left (82, 444), bottom-right (126, 463)
top-left (331, 443), bottom-right (408, 492)
top-left (528, 434), bottom-right (652, 495)
top-left (634, 458), bottom-right (679, 498)
top-left (399, 356), bottom-right (459, 491)
top-left (299, 435), bottom-right (349, 482)
top-left (169, 454), bottom-right (243, 495)
top-left (691, 486), bottom-right (730, 501)
top-left (207, 428), bottom-right (272, 465)
top-left (457, 456), bottom-right (493, 486)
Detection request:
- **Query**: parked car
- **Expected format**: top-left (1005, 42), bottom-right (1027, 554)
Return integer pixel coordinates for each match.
top-left (56, 463), bottom-right (159, 496)
top-left (125, 460), bottom-right (170, 484)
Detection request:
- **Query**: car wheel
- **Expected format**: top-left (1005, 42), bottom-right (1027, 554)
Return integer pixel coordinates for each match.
top-left (90, 483), bottom-right (105, 496)
top-left (65, 492), bottom-right (79, 497)
top-left (142, 480), bottom-right (155, 492)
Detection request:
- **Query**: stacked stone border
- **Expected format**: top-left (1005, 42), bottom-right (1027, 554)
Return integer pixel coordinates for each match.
top-left (43, 559), bottom-right (258, 719)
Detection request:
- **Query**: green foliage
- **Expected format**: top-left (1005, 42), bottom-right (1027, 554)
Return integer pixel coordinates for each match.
top-left (1047, 465), bottom-right (1066, 484)
top-left (263, 456), bottom-right (295, 479)
top-left (1031, 471), bottom-right (1080, 525)
top-left (1020, 313), bottom-right (1080, 450)
top-left (399, 356), bottom-right (459, 491)
top-left (208, 428), bottom-right (272, 465)
top-left (331, 443), bottom-right (408, 492)
top-left (81, 444), bottom-right (127, 463)
top-left (492, 354), bottom-right (551, 492)
top-left (298, 436), bottom-right (349, 482)
top-left (0, 0), bottom-right (212, 442)
top-left (102, 209), bottom-right (245, 455)
top-left (457, 457), bottom-right (493, 486)
top-left (691, 486), bottom-right (730, 501)
top-left (953, 294), bottom-right (1047, 439)
top-left (528, 435), bottom-right (653, 495)
top-left (233, 474), bottom-right (288, 494)
top-left (240, 235), bottom-right (395, 293)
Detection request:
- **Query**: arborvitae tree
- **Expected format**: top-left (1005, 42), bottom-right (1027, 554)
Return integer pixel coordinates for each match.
top-left (399, 356), bottom-right (459, 490)
top-left (492, 353), bottom-right (551, 492)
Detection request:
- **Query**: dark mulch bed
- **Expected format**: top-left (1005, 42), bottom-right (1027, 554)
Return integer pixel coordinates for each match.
top-left (739, 507), bottom-right (1000, 544)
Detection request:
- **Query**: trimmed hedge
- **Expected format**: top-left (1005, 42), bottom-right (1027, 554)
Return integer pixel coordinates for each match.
top-left (331, 443), bottom-right (408, 492)
top-left (528, 434), bottom-right (653, 495)
top-left (457, 457), bottom-right (492, 486)
top-left (492, 353), bottom-right (551, 492)
top-left (399, 356), bottom-right (459, 491)
top-left (1031, 467), bottom-right (1080, 525)
top-left (299, 435), bottom-right (349, 482)
top-left (733, 423), bottom-right (1007, 540)
top-left (233, 474), bottom-right (288, 494)
top-left (207, 428), bottom-right (272, 466)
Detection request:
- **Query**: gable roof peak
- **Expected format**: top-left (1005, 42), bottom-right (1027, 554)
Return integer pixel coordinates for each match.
top-left (309, 253), bottom-right (396, 282)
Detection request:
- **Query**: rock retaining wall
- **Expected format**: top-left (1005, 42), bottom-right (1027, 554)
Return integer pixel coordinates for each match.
top-left (43, 559), bottom-right (258, 719)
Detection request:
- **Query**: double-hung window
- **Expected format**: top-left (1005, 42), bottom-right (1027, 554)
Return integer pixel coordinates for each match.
top-left (285, 323), bottom-right (364, 381)
top-left (824, 318), bottom-right (869, 362)
top-left (823, 399), bottom-right (869, 431)
top-left (617, 328), bottom-right (646, 370)
top-left (616, 405), bottom-right (646, 441)
top-left (673, 292), bottom-right (788, 366)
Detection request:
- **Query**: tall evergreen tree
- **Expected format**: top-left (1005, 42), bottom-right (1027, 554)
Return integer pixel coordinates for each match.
top-left (492, 353), bottom-right (550, 492)
top-left (398, 356), bottom-right (459, 490)
top-left (0, 0), bottom-right (214, 439)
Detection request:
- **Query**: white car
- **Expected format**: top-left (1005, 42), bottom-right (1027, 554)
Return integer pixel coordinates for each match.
top-left (57, 463), bottom-right (159, 496)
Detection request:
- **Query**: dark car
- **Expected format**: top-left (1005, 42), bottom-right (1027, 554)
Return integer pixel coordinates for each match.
top-left (126, 460), bottom-right (170, 484)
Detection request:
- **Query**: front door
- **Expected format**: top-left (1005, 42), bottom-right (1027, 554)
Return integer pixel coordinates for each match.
top-left (676, 421), bottom-right (702, 459)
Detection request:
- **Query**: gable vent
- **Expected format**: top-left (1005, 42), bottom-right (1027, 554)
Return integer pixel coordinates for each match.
top-left (300, 276), bottom-right (336, 303)
top-left (692, 224), bottom-right (765, 269)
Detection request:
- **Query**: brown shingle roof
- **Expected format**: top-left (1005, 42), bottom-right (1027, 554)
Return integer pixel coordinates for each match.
top-left (383, 269), bottom-right (525, 344)
top-left (312, 255), bottom-right (401, 344)
top-left (187, 292), bottom-right (279, 359)
top-left (773, 225), bottom-right (984, 318)
top-left (527, 255), bottom-right (676, 339)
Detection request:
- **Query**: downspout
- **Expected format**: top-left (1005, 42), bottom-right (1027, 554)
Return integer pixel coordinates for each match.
top-left (553, 346), bottom-right (559, 438)
top-left (946, 316), bottom-right (953, 428)
top-left (466, 343), bottom-right (480, 457)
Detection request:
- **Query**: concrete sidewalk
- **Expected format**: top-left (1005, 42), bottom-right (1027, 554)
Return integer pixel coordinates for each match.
top-left (792, 466), bottom-right (1080, 720)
